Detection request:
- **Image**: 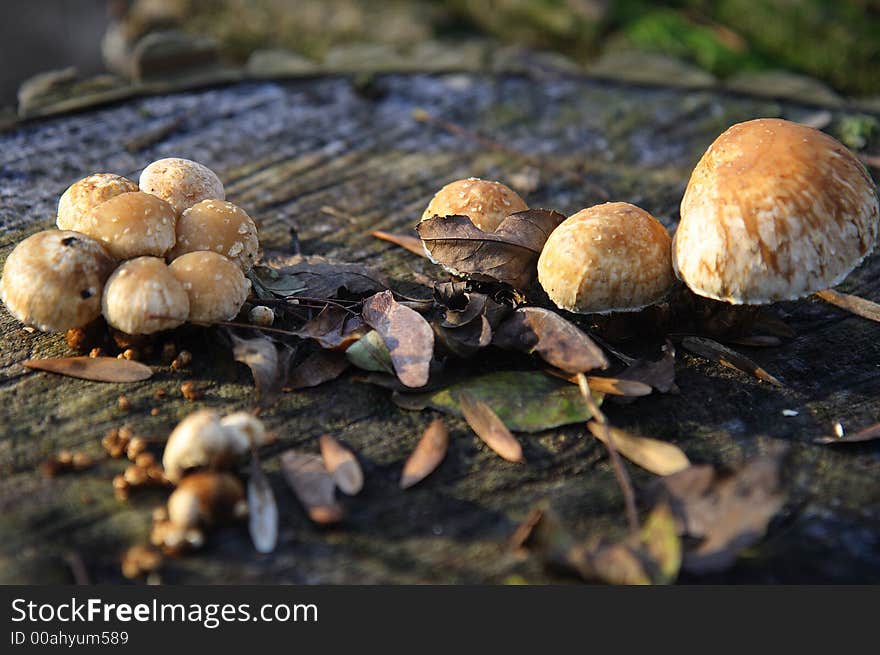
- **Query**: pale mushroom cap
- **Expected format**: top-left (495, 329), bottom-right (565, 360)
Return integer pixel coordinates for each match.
top-left (674, 118), bottom-right (880, 304)
top-left (537, 202), bottom-right (674, 314)
top-left (162, 410), bottom-right (228, 483)
top-left (102, 256), bottom-right (189, 335)
top-left (77, 191), bottom-right (177, 259)
top-left (168, 251), bottom-right (250, 322)
top-left (420, 177), bottom-right (528, 232)
top-left (1, 230), bottom-right (115, 332)
top-left (57, 173), bottom-right (139, 230)
top-left (139, 157), bottom-right (225, 215)
top-left (168, 199), bottom-right (260, 270)
top-left (219, 412), bottom-right (269, 450)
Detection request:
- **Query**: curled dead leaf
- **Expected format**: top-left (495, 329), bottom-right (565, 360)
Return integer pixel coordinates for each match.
top-left (253, 254), bottom-right (387, 299)
top-left (319, 434), bottom-right (363, 496)
top-left (280, 450), bottom-right (343, 525)
top-left (458, 391), bottom-right (524, 463)
top-left (285, 350), bottom-right (350, 390)
top-left (230, 332), bottom-right (294, 405)
top-left (587, 422), bottom-right (690, 476)
top-left (618, 341), bottom-right (677, 393)
top-left (371, 230), bottom-right (427, 258)
top-left (292, 306), bottom-right (367, 350)
top-left (22, 357), bottom-right (152, 382)
top-left (362, 291), bottom-right (435, 388)
top-left (400, 419), bottom-right (449, 489)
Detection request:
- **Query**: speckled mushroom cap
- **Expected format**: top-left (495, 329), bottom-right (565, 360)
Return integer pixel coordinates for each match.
top-left (77, 191), bottom-right (177, 259)
top-left (1, 230), bottom-right (115, 332)
top-left (169, 251), bottom-right (250, 322)
top-left (139, 158), bottom-right (225, 215)
top-left (537, 202), bottom-right (674, 314)
top-left (102, 257), bottom-right (189, 334)
top-left (168, 199), bottom-right (260, 270)
top-left (420, 177), bottom-right (528, 232)
top-left (57, 173), bottom-right (139, 230)
top-left (674, 118), bottom-right (880, 304)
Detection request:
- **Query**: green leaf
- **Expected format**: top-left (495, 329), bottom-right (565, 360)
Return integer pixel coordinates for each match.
top-left (345, 330), bottom-right (394, 375)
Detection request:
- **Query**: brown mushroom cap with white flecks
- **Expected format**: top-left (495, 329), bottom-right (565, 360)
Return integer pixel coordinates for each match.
top-left (167, 199), bottom-right (260, 270)
top-left (168, 251), bottom-right (250, 322)
top-left (537, 202), bottom-right (674, 314)
top-left (420, 177), bottom-right (528, 232)
top-left (75, 191), bottom-right (177, 260)
top-left (1, 230), bottom-right (115, 332)
top-left (57, 173), bottom-right (139, 230)
top-left (139, 158), bottom-right (225, 215)
top-left (102, 257), bottom-right (189, 335)
top-left (673, 118), bottom-right (880, 304)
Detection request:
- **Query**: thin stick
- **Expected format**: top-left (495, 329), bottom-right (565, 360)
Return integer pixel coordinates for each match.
top-left (815, 288), bottom-right (880, 323)
top-left (576, 373), bottom-right (640, 536)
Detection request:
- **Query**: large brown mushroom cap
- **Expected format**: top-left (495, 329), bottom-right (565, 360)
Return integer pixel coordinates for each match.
top-left (1, 230), bottom-right (115, 332)
top-left (78, 191), bottom-right (177, 259)
top-left (169, 251), bottom-right (250, 322)
top-left (420, 177), bottom-right (528, 232)
top-left (537, 202), bottom-right (674, 314)
top-left (57, 173), bottom-right (139, 230)
top-left (168, 199), bottom-right (259, 270)
top-left (139, 158), bottom-right (225, 215)
top-left (102, 257), bottom-right (189, 335)
top-left (674, 118), bottom-right (880, 304)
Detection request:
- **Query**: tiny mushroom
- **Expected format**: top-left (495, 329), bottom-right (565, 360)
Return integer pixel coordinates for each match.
top-left (168, 199), bottom-right (260, 270)
top-left (169, 251), bottom-right (250, 323)
top-left (76, 191), bottom-right (177, 259)
top-left (537, 202), bottom-right (674, 313)
top-left (1, 230), bottom-right (115, 332)
top-left (139, 157), bottom-right (225, 216)
top-left (421, 177), bottom-right (528, 232)
top-left (102, 256), bottom-right (190, 335)
top-left (57, 173), bottom-right (139, 230)
top-left (674, 118), bottom-right (880, 304)
top-left (167, 471), bottom-right (247, 530)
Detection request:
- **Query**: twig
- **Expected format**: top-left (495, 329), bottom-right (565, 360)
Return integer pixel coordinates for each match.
top-left (124, 115), bottom-right (186, 152)
top-left (815, 288), bottom-right (880, 323)
top-left (576, 373), bottom-right (640, 536)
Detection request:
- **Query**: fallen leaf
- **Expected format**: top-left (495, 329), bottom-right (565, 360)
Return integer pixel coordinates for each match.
top-left (362, 290), bottom-right (435, 388)
top-left (639, 503), bottom-right (682, 584)
top-left (814, 421), bottom-right (880, 444)
top-left (279, 450), bottom-right (343, 525)
top-left (433, 315), bottom-right (493, 358)
top-left (542, 368), bottom-right (652, 397)
top-left (458, 392), bottom-right (524, 463)
top-left (682, 336), bottom-right (783, 387)
top-left (319, 434), bottom-right (363, 496)
top-left (253, 254), bottom-right (387, 299)
top-left (248, 454), bottom-right (278, 554)
top-left (816, 288), bottom-right (880, 323)
top-left (285, 350), bottom-right (350, 390)
top-left (651, 455), bottom-right (787, 574)
top-left (230, 333), bottom-right (294, 405)
top-left (345, 330), bottom-right (395, 374)
top-left (493, 307), bottom-right (608, 373)
top-left (22, 357), bottom-right (153, 382)
top-left (416, 208), bottom-right (566, 288)
top-left (293, 306), bottom-right (367, 350)
top-left (587, 422), bottom-right (690, 476)
top-left (393, 370), bottom-right (602, 432)
top-left (400, 418), bottom-right (449, 489)
top-left (617, 341), bottom-right (677, 393)
top-left (371, 230), bottom-right (427, 257)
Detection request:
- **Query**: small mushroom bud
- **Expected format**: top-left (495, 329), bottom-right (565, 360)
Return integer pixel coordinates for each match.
top-left (167, 471), bottom-right (247, 529)
top-left (421, 177), bottom-right (528, 232)
top-left (537, 202), bottom-right (674, 314)
top-left (168, 200), bottom-right (260, 270)
top-left (57, 173), bottom-right (139, 230)
top-left (102, 257), bottom-right (190, 335)
top-left (168, 251), bottom-right (250, 322)
top-left (75, 191), bottom-right (177, 259)
top-left (219, 411), bottom-right (270, 450)
top-left (248, 305), bottom-right (274, 326)
top-left (1, 230), bottom-right (115, 332)
top-left (139, 157), bottom-right (225, 215)
top-left (121, 544), bottom-right (163, 580)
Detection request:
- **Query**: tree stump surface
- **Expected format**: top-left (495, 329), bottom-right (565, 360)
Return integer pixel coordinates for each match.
top-left (1, 73), bottom-right (878, 583)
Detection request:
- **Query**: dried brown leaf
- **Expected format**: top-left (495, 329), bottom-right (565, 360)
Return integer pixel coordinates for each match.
top-left (293, 306), bottom-right (367, 350)
top-left (617, 342), bottom-right (677, 393)
top-left (493, 307), bottom-right (608, 373)
top-left (416, 209), bottom-right (566, 289)
top-left (230, 333), bottom-right (294, 405)
top-left (319, 434), bottom-right (363, 496)
top-left (22, 356), bottom-right (153, 382)
top-left (362, 290), bottom-right (435, 388)
top-left (458, 391), bottom-right (524, 463)
top-left (371, 230), bottom-right (427, 257)
top-left (682, 336), bottom-right (783, 387)
top-left (433, 315), bottom-right (493, 358)
top-left (279, 450), bottom-right (343, 524)
top-left (816, 288), bottom-right (880, 323)
top-left (285, 350), bottom-right (350, 390)
top-left (587, 422), bottom-right (690, 476)
top-left (254, 254), bottom-right (387, 298)
top-left (814, 422), bottom-right (880, 444)
top-left (400, 419), bottom-right (449, 489)
top-left (248, 454), bottom-right (278, 554)
top-left (542, 369), bottom-right (652, 397)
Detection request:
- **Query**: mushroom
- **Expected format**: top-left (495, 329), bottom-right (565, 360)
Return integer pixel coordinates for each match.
top-left (674, 118), bottom-right (880, 304)
top-left (167, 199), bottom-right (260, 270)
top-left (421, 177), bottom-right (528, 232)
top-left (102, 257), bottom-right (190, 335)
top-left (1, 230), bottom-right (115, 332)
top-left (167, 471), bottom-right (247, 530)
top-left (75, 191), bottom-right (177, 259)
top-left (57, 173), bottom-right (139, 230)
top-left (537, 202), bottom-right (674, 313)
top-left (168, 251), bottom-right (250, 322)
top-left (139, 157), bottom-right (225, 215)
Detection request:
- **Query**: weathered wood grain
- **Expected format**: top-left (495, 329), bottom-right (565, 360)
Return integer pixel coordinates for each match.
top-left (1, 74), bottom-right (879, 583)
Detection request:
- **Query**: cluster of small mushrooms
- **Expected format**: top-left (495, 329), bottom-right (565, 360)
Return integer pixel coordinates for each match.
top-left (423, 118), bottom-right (878, 314)
top-left (1, 157), bottom-right (260, 337)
